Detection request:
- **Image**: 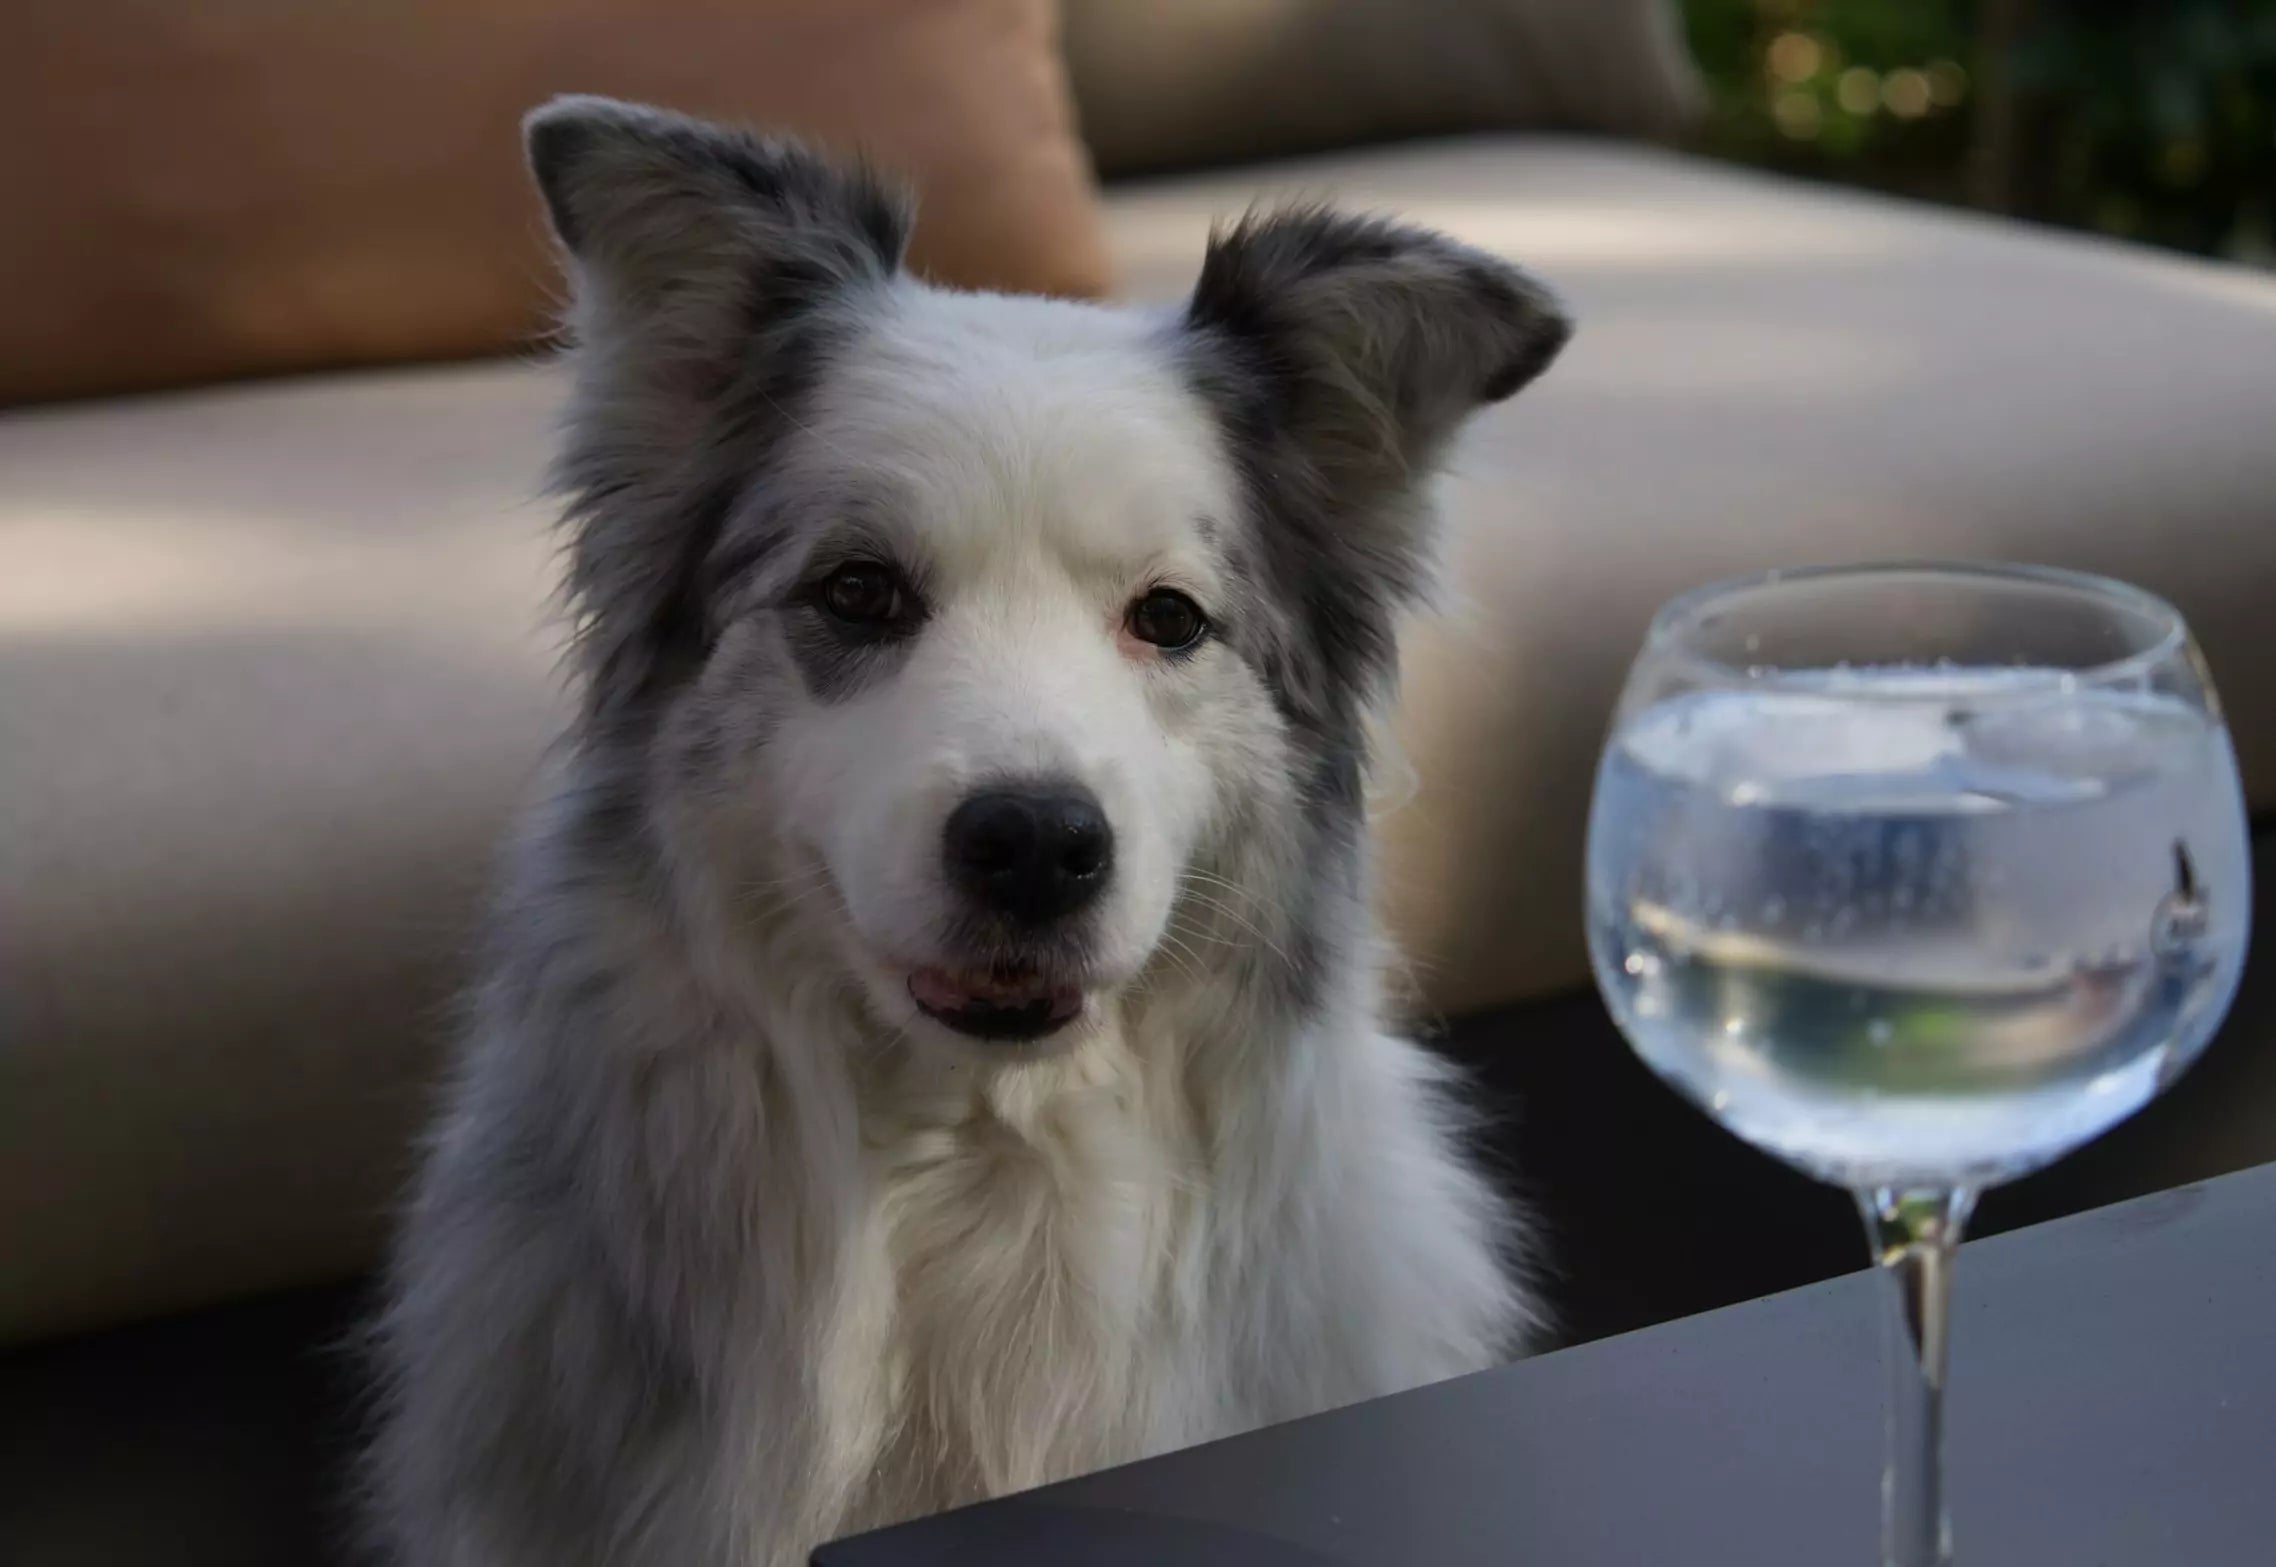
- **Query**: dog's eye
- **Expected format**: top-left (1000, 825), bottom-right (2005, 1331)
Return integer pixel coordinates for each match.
top-left (820, 562), bottom-right (905, 627)
top-left (1127, 588), bottom-right (1208, 652)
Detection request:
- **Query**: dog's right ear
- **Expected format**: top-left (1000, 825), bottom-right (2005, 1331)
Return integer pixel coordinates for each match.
top-left (525, 94), bottom-right (909, 309)
top-left (524, 95), bottom-right (909, 328)
top-left (522, 98), bottom-right (912, 719)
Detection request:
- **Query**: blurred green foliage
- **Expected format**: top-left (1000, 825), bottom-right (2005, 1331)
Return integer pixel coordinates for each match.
top-left (1685, 0), bottom-right (1977, 190)
top-left (1683, 0), bottom-right (2276, 266)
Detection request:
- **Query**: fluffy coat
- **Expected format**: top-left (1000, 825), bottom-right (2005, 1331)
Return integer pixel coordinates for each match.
top-left (368, 96), bottom-right (1571, 1566)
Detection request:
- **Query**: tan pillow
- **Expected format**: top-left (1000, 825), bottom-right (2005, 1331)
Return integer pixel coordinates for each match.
top-left (0, 1), bottom-right (1110, 406)
top-left (1064, 0), bottom-right (1704, 177)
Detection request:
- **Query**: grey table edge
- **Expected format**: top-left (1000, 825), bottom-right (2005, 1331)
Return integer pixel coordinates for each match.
top-left (818, 1161), bottom-right (2276, 1565)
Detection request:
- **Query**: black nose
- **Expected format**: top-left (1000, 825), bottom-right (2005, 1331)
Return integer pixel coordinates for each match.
top-left (943, 783), bottom-right (1113, 925)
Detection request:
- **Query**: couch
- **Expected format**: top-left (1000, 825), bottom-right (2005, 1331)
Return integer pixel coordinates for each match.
top-left (6, 14), bottom-right (2275, 1566)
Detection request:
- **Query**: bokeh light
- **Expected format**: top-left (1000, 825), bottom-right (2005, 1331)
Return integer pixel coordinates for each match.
top-left (1882, 69), bottom-right (1933, 120)
top-left (1768, 31), bottom-right (1823, 84)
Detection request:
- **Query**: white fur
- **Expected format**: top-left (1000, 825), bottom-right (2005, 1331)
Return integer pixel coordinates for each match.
top-left (754, 287), bottom-right (1243, 1038)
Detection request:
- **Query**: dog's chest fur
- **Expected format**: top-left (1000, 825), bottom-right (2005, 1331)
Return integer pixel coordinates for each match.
top-left (854, 1030), bottom-right (1205, 1505)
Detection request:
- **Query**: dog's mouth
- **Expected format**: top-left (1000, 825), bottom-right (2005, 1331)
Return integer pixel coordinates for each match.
top-left (908, 964), bottom-right (1085, 1043)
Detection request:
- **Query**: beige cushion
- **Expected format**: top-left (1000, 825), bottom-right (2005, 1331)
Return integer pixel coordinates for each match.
top-left (0, 0), bottom-right (1109, 406)
top-left (6, 139), bottom-right (2275, 1340)
top-left (1, 368), bottom-right (569, 1340)
top-left (1064, 0), bottom-right (1703, 176)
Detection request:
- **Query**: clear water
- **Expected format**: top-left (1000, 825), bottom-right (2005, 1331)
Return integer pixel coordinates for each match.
top-left (1587, 674), bottom-right (2251, 1188)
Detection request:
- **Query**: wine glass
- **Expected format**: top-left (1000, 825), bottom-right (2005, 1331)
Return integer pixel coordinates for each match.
top-left (1583, 562), bottom-right (2252, 1566)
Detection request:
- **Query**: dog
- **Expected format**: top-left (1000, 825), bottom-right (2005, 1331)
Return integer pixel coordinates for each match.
top-left (367, 95), bottom-right (1571, 1566)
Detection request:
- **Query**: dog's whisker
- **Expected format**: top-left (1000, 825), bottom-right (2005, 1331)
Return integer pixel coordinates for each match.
top-left (1177, 865), bottom-right (1257, 898)
top-left (740, 862), bottom-right (835, 898)
top-left (741, 881), bottom-right (831, 915)
top-left (733, 862), bottom-right (841, 927)
top-left (1151, 930), bottom-right (1214, 993)
top-left (1173, 888), bottom-right (1296, 970)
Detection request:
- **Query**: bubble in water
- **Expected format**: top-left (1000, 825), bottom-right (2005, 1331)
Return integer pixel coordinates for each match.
top-left (1743, 633), bottom-right (1762, 655)
top-left (1710, 1091), bottom-right (1733, 1112)
top-left (1723, 1016), bottom-right (1747, 1037)
top-left (1866, 1018), bottom-right (1895, 1046)
top-left (1623, 951), bottom-right (1659, 978)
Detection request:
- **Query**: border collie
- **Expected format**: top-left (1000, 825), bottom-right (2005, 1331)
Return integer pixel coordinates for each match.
top-left (370, 95), bottom-right (1570, 1566)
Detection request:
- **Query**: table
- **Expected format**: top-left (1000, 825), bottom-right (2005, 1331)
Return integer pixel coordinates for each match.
top-left (816, 1160), bottom-right (2276, 1565)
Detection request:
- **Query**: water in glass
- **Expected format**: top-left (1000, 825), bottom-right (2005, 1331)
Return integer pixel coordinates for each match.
top-left (1589, 672), bottom-right (2250, 1190)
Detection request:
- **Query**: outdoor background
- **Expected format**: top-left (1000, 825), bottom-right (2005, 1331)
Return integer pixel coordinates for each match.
top-left (1684, 0), bottom-right (2276, 267)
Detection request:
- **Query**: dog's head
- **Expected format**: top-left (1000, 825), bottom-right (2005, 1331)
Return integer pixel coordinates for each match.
top-left (526, 97), bottom-right (1569, 1055)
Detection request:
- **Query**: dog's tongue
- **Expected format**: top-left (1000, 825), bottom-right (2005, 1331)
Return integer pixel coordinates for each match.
top-left (910, 966), bottom-right (1080, 1018)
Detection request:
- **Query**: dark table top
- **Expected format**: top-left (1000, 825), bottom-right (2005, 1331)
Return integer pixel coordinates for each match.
top-left (817, 1160), bottom-right (2276, 1566)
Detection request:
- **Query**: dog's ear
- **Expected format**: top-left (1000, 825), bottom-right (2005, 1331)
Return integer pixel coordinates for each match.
top-left (1183, 210), bottom-right (1570, 735)
top-left (525, 94), bottom-right (908, 331)
top-left (1185, 208), bottom-right (1570, 488)
top-left (1192, 204), bottom-right (1565, 733)
top-left (521, 97), bottom-right (910, 718)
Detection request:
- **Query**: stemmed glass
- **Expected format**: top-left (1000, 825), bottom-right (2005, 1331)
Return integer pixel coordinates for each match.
top-left (1584, 563), bottom-right (2251, 1565)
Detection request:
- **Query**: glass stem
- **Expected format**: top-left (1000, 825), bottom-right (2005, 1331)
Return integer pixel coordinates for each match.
top-left (1859, 1186), bottom-right (1976, 1567)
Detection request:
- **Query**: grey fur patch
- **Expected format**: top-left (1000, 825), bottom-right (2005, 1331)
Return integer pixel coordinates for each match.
top-left (728, 516), bottom-right (933, 705)
top-left (777, 604), bottom-right (925, 704)
top-left (522, 95), bottom-right (912, 724)
top-left (1179, 207), bottom-right (1572, 1013)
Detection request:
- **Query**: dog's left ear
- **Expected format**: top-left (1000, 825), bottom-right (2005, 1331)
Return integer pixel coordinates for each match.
top-left (1183, 211), bottom-right (1570, 736)
top-left (1185, 209), bottom-right (1571, 486)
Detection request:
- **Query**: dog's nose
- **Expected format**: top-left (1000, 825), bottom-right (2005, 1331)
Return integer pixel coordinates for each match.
top-left (943, 783), bottom-right (1113, 925)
